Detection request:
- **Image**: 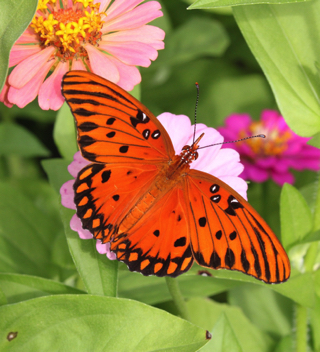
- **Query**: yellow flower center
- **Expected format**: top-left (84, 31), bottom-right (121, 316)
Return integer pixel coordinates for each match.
top-left (30, 0), bottom-right (104, 60)
top-left (240, 121), bottom-right (292, 156)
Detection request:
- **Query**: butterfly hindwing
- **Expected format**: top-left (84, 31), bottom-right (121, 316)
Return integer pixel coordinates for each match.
top-left (62, 71), bottom-right (175, 164)
top-left (110, 186), bottom-right (194, 277)
top-left (186, 169), bottom-right (290, 283)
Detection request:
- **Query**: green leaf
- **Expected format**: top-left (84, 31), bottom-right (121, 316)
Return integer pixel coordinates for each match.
top-left (307, 132), bottom-right (320, 149)
top-left (210, 313), bottom-right (243, 352)
top-left (187, 298), bottom-right (273, 352)
top-left (0, 182), bottom-right (56, 278)
top-left (228, 284), bottom-right (292, 337)
top-left (157, 17), bottom-right (229, 66)
top-left (41, 158), bottom-right (71, 193)
top-left (0, 0), bottom-right (38, 91)
top-left (188, 0), bottom-right (306, 9)
top-left (53, 103), bottom-right (78, 160)
top-left (60, 206), bottom-right (118, 297)
top-left (0, 273), bottom-right (84, 304)
top-left (0, 122), bottom-right (50, 157)
top-left (233, 2), bottom-right (320, 137)
top-left (310, 296), bottom-right (320, 351)
top-left (0, 295), bottom-right (209, 351)
top-left (273, 336), bottom-right (293, 352)
top-left (280, 183), bottom-right (313, 249)
top-left (118, 270), bottom-right (242, 305)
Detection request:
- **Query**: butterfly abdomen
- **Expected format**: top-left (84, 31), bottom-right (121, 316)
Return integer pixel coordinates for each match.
top-left (118, 158), bottom-right (190, 234)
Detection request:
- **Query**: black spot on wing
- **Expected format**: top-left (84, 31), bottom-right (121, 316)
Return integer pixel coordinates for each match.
top-left (79, 122), bottom-right (98, 131)
top-left (101, 170), bottom-right (111, 183)
top-left (198, 217), bottom-right (207, 227)
top-left (119, 146), bottom-right (129, 153)
top-left (225, 248), bottom-right (235, 268)
top-left (174, 237), bottom-right (187, 247)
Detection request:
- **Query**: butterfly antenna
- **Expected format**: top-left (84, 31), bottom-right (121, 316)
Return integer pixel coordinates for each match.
top-left (192, 82), bottom-right (200, 145)
top-left (197, 134), bottom-right (266, 150)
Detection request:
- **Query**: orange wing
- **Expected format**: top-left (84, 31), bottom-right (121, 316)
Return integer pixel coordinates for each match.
top-left (62, 71), bottom-right (175, 164)
top-left (110, 186), bottom-right (194, 277)
top-left (185, 170), bottom-right (290, 284)
top-left (74, 161), bottom-right (159, 242)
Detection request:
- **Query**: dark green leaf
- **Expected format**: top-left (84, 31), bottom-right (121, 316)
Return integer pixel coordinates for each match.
top-left (157, 17), bottom-right (229, 66)
top-left (0, 182), bottom-right (56, 277)
top-left (0, 0), bottom-right (38, 90)
top-left (0, 122), bottom-right (50, 157)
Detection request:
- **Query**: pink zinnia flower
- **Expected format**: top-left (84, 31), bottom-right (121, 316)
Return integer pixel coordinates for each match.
top-left (218, 110), bottom-right (320, 185)
top-left (1, 0), bottom-right (164, 110)
top-left (60, 113), bottom-right (247, 259)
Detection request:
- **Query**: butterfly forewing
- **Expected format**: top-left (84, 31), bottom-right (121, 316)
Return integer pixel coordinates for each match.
top-left (74, 162), bottom-right (159, 241)
top-left (62, 71), bottom-right (175, 164)
top-left (186, 170), bottom-right (290, 283)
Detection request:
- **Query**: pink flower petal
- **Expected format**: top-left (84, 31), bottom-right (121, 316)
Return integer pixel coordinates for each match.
top-left (38, 60), bottom-right (69, 110)
top-left (107, 56), bottom-right (141, 91)
top-left (219, 176), bottom-right (248, 200)
top-left (99, 41), bottom-right (157, 67)
top-left (8, 46), bottom-right (55, 88)
top-left (7, 59), bottom-right (55, 108)
top-left (105, 0), bottom-right (144, 21)
top-left (0, 79), bottom-right (13, 107)
top-left (97, 0), bottom-right (112, 12)
top-left (70, 214), bottom-right (93, 239)
top-left (15, 27), bottom-right (38, 44)
top-left (102, 1), bottom-right (162, 32)
top-left (68, 151), bottom-right (90, 177)
top-left (158, 113), bottom-right (192, 152)
top-left (84, 43), bottom-right (120, 83)
top-left (96, 241), bottom-right (117, 260)
top-left (9, 45), bottom-right (42, 67)
top-left (71, 59), bottom-right (87, 71)
top-left (60, 180), bottom-right (76, 210)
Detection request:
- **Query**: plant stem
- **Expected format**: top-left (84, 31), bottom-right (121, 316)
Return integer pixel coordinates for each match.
top-left (165, 277), bottom-right (190, 321)
top-left (296, 304), bottom-right (308, 352)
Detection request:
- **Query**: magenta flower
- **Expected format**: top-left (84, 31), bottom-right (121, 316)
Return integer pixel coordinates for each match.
top-left (1, 0), bottom-right (164, 110)
top-left (60, 113), bottom-right (247, 259)
top-left (218, 110), bottom-right (320, 185)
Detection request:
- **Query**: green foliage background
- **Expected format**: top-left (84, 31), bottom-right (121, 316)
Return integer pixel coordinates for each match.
top-left (1, 0), bottom-right (320, 351)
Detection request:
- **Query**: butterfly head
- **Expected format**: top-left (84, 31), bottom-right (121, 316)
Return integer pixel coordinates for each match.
top-left (180, 132), bottom-right (204, 165)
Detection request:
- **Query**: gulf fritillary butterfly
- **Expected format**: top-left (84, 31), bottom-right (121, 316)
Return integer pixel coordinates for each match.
top-left (62, 71), bottom-right (290, 284)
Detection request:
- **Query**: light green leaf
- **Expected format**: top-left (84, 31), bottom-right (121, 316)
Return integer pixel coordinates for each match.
top-left (60, 206), bottom-right (118, 297)
top-left (280, 183), bottom-right (313, 249)
top-left (233, 2), bottom-right (320, 137)
top-left (0, 0), bottom-right (38, 91)
top-left (188, 298), bottom-right (273, 352)
top-left (210, 313), bottom-right (243, 352)
top-left (307, 132), bottom-right (320, 149)
top-left (54, 103), bottom-right (78, 160)
top-left (118, 270), bottom-right (243, 305)
top-left (228, 284), bottom-right (292, 337)
top-left (41, 158), bottom-right (71, 193)
top-left (188, 0), bottom-right (306, 9)
top-left (0, 273), bottom-right (84, 304)
top-left (0, 182), bottom-right (56, 278)
top-left (0, 295), bottom-right (209, 352)
top-left (0, 122), bottom-right (50, 157)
